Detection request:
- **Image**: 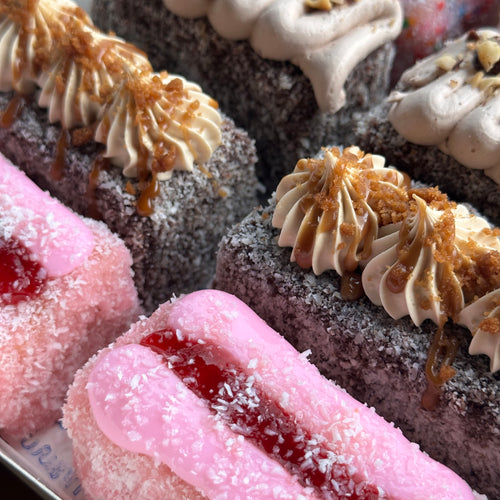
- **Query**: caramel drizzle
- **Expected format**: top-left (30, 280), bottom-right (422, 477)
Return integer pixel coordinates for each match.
top-left (295, 194), bottom-right (324, 269)
top-left (137, 172), bottom-right (160, 217)
top-left (0, 91), bottom-right (168, 218)
top-left (385, 195), bottom-right (464, 401)
top-left (340, 271), bottom-right (363, 301)
top-left (0, 91), bottom-right (113, 215)
top-left (422, 327), bottom-right (459, 410)
top-left (86, 155), bottom-right (110, 220)
top-left (0, 94), bottom-right (25, 128)
top-left (1, 1), bottom-right (219, 216)
top-left (51, 129), bottom-right (70, 181)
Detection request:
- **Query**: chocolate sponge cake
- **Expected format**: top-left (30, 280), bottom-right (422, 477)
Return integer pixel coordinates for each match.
top-left (215, 147), bottom-right (500, 498)
top-left (91, 0), bottom-right (402, 194)
top-left (0, 0), bottom-right (258, 313)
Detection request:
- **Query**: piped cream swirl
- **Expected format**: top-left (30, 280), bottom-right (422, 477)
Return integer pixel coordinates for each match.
top-left (273, 146), bottom-right (409, 275)
top-left (388, 29), bottom-right (500, 184)
top-left (0, 0), bottom-right (222, 179)
top-left (459, 290), bottom-right (500, 372)
top-left (163, 0), bottom-right (403, 113)
top-left (95, 72), bottom-right (221, 179)
top-left (362, 195), bottom-right (465, 327)
top-left (274, 146), bottom-right (500, 371)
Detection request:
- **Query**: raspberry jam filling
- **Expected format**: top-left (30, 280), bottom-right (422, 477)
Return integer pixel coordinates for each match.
top-left (0, 235), bottom-right (47, 304)
top-left (140, 329), bottom-right (379, 499)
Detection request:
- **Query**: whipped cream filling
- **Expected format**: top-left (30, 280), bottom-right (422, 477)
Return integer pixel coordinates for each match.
top-left (0, 0), bottom-right (222, 179)
top-left (163, 0), bottom-right (403, 113)
top-left (388, 29), bottom-right (500, 185)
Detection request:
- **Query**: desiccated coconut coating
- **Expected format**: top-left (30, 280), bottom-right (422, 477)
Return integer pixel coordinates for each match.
top-left (0, 91), bottom-right (257, 313)
top-left (0, 159), bottom-right (141, 438)
top-left (215, 199), bottom-right (499, 499)
top-left (0, 0), bottom-right (258, 313)
top-left (64, 290), bottom-right (477, 499)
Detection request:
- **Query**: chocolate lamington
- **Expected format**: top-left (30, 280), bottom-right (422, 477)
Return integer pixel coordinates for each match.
top-left (91, 0), bottom-right (402, 194)
top-left (215, 146), bottom-right (499, 498)
top-left (353, 29), bottom-right (500, 226)
top-left (0, 0), bottom-right (258, 313)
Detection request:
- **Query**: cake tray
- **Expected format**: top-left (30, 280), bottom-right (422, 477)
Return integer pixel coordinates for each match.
top-left (0, 422), bottom-right (84, 500)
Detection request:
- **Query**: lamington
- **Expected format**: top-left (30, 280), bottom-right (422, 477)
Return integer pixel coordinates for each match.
top-left (63, 289), bottom-right (483, 499)
top-left (353, 28), bottom-right (500, 226)
top-left (0, 153), bottom-right (140, 438)
top-left (0, 0), bottom-right (258, 313)
top-left (215, 146), bottom-right (500, 498)
top-left (91, 0), bottom-right (402, 194)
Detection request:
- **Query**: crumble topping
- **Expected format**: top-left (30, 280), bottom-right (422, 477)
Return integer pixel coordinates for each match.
top-left (273, 146), bottom-right (409, 276)
top-left (0, 0), bottom-right (222, 203)
top-left (273, 146), bottom-right (500, 373)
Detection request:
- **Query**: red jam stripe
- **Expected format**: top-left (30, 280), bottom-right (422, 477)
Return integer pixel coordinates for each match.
top-left (0, 235), bottom-right (47, 305)
top-left (140, 329), bottom-right (379, 499)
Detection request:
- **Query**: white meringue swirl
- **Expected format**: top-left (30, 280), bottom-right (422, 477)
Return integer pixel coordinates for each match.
top-left (163, 0), bottom-right (402, 113)
top-left (388, 29), bottom-right (500, 184)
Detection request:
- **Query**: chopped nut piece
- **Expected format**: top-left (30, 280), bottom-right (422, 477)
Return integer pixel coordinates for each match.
top-left (436, 54), bottom-right (457, 72)
top-left (469, 71), bottom-right (484, 88)
top-left (477, 39), bottom-right (500, 73)
top-left (478, 76), bottom-right (500, 93)
top-left (305, 0), bottom-right (344, 10)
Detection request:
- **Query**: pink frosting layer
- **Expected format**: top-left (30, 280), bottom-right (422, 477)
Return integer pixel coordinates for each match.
top-left (0, 154), bottom-right (94, 276)
top-left (1, 217), bottom-right (140, 438)
top-left (89, 344), bottom-right (317, 499)
top-left (88, 289), bottom-right (475, 499)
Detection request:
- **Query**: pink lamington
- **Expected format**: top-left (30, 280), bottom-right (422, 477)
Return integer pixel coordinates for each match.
top-left (63, 290), bottom-right (481, 499)
top-left (0, 154), bottom-right (141, 438)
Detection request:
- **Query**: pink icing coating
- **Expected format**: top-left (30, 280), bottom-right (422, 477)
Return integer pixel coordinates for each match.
top-left (88, 289), bottom-right (475, 499)
top-left (1, 216), bottom-right (140, 438)
top-left (0, 154), bottom-right (94, 277)
top-left (89, 344), bottom-right (317, 499)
